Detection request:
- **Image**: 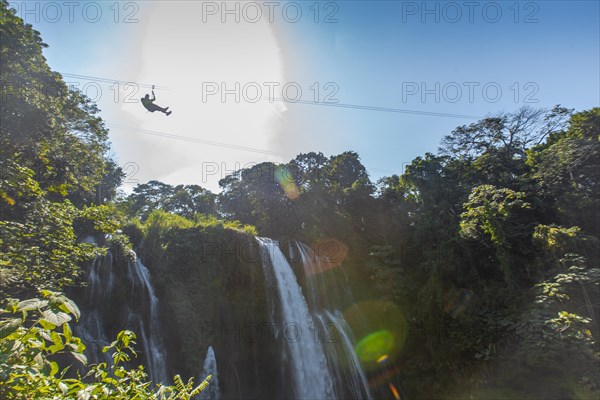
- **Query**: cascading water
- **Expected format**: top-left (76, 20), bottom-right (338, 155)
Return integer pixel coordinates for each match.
top-left (127, 256), bottom-right (168, 383)
top-left (315, 310), bottom-right (372, 399)
top-left (75, 243), bottom-right (167, 384)
top-left (295, 242), bottom-right (373, 400)
top-left (76, 251), bottom-right (114, 367)
top-left (257, 237), bottom-right (372, 400)
top-left (76, 235), bottom-right (372, 398)
top-left (257, 237), bottom-right (335, 400)
top-left (199, 346), bottom-right (220, 400)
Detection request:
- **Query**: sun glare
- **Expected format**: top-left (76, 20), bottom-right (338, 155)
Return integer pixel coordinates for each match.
top-left (116, 2), bottom-right (286, 191)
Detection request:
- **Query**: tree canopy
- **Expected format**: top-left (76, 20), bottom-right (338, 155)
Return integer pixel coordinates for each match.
top-left (1, 0), bottom-right (598, 396)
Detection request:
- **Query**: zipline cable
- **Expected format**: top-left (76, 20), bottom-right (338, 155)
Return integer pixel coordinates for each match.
top-left (60, 72), bottom-right (169, 91)
top-left (105, 123), bottom-right (402, 176)
top-left (106, 123), bottom-right (283, 157)
top-left (59, 72), bottom-right (483, 119)
top-left (61, 71), bottom-right (476, 175)
top-left (267, 97), bottom-right (482, 119)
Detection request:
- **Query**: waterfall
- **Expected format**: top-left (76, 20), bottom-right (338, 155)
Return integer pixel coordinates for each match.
top-left (295, 242), bottom-right (373, 400)
top-left (315, 310), bottom-right (372, 400)
top-left (257, 237), bottom-right (335, 399)
top-left (75, 245), bottom-right (167, 384)
top-left (76, 251), bottom-right (114, 367)
top-left (199, 346), bottom-right (220, 400)
top-left (75, 235), bottom-right (372, 398)
top-left (127, 257), bottom-right (168, 383)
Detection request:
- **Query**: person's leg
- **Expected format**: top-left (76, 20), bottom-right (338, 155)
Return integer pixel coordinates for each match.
top-left (147, 103), bottom-right (164, 113)
top-left (147, 103), bottom-right (171, 115)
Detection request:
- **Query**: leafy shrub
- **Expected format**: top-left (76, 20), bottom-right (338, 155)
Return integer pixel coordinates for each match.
top-left (0, 290), bottom-right (211, 399)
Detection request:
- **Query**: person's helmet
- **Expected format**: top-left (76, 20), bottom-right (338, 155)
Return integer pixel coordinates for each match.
top-left (144, 94), bottom-right (150, 99)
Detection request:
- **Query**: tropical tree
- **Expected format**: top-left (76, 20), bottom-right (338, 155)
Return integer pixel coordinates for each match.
top-left (0, 290), bottom-right (211, 399)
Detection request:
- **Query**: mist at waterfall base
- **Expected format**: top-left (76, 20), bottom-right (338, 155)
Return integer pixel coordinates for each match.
top-left (74, 237), bottom-right (167, 384)
top-left (199, 346), bottom-right (220, 400)
top-left (74, 236), bottom-right (406, 399)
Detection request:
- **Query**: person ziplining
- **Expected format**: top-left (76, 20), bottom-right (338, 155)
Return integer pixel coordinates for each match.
top-left (141, 85), bottom-right (172, 116)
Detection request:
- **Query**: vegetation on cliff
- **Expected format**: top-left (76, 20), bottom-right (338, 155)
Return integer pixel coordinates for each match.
top-left (1, 0), bottom-right (598, 398)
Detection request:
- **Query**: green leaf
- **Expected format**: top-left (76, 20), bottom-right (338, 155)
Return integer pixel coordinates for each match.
top-left (191, 375), bottom-right (211, 395)
top-left (50, 330), bottom-right (63, 347)
top-left (70, 350), bottom-right (87, 366)
top-left (41, 289), bottom-right (60, 300)
top-left (58, 381), bottom-right (69, 394)
top-left (34, 352), bottom-right (45, 368)
top-left (77, 388), bottom-right (92, 400)
top-left (17, 298), bottom-right (48, 311)
top-left (174, 375), bottom-right (186, 391)
top-left (39, 319), bottom-right (57, 330)
top-left (42, 309), bottom-right (71, 325)
top-left (0, 318), bottom-right (22, 339)
top-left (63, 323), bottom-right (72, 342)
top-left (59, 298), bottom-right (81, 321)
top-left (49, 361), bottom-right (59, 377)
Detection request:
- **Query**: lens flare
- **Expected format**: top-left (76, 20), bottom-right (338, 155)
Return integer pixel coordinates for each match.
top-left (376, 354), bottom-right (389, 364)
top-left (389, 383), bottom-right (401, 400)
top-left (355, 330), bottom-right (394, 362)
top-left (343, 301), bottom-right (408, 370)
top-left (369, 364), bottom-right (402, 388)
top-left (274, 166), bottom-right (300, 200)
top-left (304, 238), bottom-right (349, 275)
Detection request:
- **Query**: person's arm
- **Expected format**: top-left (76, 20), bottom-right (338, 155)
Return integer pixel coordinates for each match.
top-left (151, 85), bottom-right (156, 101)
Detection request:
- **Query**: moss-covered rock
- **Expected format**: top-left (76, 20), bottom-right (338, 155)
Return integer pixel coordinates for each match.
top-left (139, 217), bottom-right (285, 399)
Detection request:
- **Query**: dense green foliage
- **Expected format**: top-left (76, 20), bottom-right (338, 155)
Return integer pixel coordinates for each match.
top-left (178, 106), bottom-right (597, 399)
top-left (120, 106), bottom-right (598, 398)
top-left (0, 0), bottom-right (124, 298)
top-left (367, 108), bottom-right (599, 398)
top-left (0, 3), bottom-right (211, 397)
top-left (216, 152), bottom-right (377, 244)
top-left (121, 181), bottom-right (217, 222)
top-left (135, 211), bottom-right (273, 398)
top-left (0, 290), bottom-right (211, 399)
top-left (1, 0), bottom-right (598, 397)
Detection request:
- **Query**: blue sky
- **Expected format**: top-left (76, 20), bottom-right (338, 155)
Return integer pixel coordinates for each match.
top-left (8, 0), bottom-right (600, 190)
top-left (276, 0), bottom-right (600, 173)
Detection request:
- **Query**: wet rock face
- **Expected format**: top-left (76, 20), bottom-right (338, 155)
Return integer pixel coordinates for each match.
top-left (140, 228), bottom-right (286, 399)
top-left (72, 242), bottom-right (167, 384)
top-left (74, 228), bottom-right (372, 399)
